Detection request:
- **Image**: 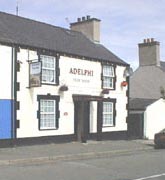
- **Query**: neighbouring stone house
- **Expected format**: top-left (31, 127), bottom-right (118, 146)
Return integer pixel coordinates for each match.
top-left (128, 38), bottom-right (165, 139)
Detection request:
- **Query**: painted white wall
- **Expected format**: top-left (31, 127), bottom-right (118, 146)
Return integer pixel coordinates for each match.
top-left (102, 65), bottom-right (128, 132)
top-left (90, 101), bottom-right (97, 133)
top-left (0, 45), bottom-right (12, 99)
top-left (16, 48), bottom-right (128, 138)
top-left (59, 56), bottom-right (102, 95)
top-left (144, 98), bottom-right (165, 139)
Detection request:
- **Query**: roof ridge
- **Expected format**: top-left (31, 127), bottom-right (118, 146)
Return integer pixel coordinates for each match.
top-left (0, 11), bottom-right (127, 65)
top-left (0, 11), bottom-right (73, 33)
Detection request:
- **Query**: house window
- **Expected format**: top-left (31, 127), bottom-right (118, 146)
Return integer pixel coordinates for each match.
top-left (37, 95), bottom-right (60, 130)
top-left (102, 101), bottom-right (115, 127)
top-left (102, 65), bottom-right (115, 89)
top-left (40, 55), bottom-right (56, 84)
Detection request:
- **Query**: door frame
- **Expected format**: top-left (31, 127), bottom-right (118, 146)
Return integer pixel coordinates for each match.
top-left (73, 95), bottom-right (103, 142)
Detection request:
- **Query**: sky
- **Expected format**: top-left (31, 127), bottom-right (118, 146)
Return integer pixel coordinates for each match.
top-left (0, 0), bottom-right (165, 69)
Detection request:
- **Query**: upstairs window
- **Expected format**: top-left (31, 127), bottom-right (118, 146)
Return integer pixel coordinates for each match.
top-left (40, 55), bottom-right (56, 84)
top-left (102, 65), bottom-right (115, 89)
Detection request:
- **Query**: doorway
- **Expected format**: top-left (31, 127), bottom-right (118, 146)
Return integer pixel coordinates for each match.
top-left (127, 113), bottom-right (144, 139)
top-left (74, 100), bottom-right (90, 143)
top-left (73, 95), bottom-right (103, 142)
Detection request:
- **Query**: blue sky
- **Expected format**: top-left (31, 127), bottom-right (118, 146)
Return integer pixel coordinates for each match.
top-left (1, 0), bottom-right (165, 69)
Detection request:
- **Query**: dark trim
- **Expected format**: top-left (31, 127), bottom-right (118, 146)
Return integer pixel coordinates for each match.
top-left (0, 134), bottom-right (76, 148)
top-left (37, 94), bottom-right (60, 131)
top-left (129, 108), bottom-right (145, 111)
top-left (13, 47), bottom-right (18, 139)
top-left (126, 76), bottom-right (130, 123)
top-left (16, 120), bottom-right (20, 128)
top-left (16, 101), bottom-right (20, 110)
top-left (73, 95), bottom-right (118, 141)
top-left (73, 94), bottom-right (103, 102)
top-left (0, 131), bottom-right (128, 148)
top-left (56, 54), bottom-right (60, 85)
top-left (41, 82), bottom-right (59, 86)
top-left (11, 47), bottom-right (14, 139)
top-left (0, 41), bottom-right (128, 66)
top-left (74, 100), bottom-right (90, 143)
top-left (97, 101), bottom-right (103, 141)
top-left (16, 82), bottom-right (20, 91)
top-left (37, 49), bottom-right (58, 57)
top-left (16, 61), bottom-right (20, 72)
top-left (89, 131), bottom-right (127, 141)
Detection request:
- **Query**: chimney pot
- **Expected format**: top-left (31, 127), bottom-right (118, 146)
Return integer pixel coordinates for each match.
top-left (87, 15), bottom-right (90, 20)
top-left (147, 38), bottom-right (150, 43)
top-left (151, 38), bottom-right (154, 42)
top-left (82, 16), bottom-right (85, 21)
top-left (77, 18), bottom-right (81, 22)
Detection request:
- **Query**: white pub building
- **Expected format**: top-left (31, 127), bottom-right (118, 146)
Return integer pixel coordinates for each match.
top-left (0, 12), bottom-right (130, 146)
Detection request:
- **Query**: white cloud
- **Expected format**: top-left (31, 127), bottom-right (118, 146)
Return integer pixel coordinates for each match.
top-left (1, 0), bottom-right (165, 68)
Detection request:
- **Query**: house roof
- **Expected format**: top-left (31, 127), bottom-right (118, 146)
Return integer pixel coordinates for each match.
top-left (129, 98), bottom-right (157, 110)
top-left (0, 12), bottom-right (127, 65)
top-left (130, 65), bottom-right (165, 99)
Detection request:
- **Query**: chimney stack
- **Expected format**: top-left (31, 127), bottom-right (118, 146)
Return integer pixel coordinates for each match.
top-left (138, 38), bottom-right (160, 67)
top-left (70, 15), bottom-right (101, 43)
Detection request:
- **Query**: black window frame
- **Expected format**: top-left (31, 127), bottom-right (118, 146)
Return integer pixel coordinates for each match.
top-left (37, 94), bottom-right (60, 131)
top-left (102, 98), bottom-right (116, 127)
top-left (101, 63), bottom-right (116, 90)
top-left (38, 51), bottom-right (60, 86)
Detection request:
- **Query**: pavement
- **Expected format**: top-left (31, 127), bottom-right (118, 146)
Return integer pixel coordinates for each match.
top-left (0, 139), bottom-right (155, 166)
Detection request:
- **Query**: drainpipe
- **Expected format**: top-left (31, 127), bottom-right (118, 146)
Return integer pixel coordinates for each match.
top-left (11, 47), bottom-right (14, 139)
top-left (11, 46), bottom-right (18, 139)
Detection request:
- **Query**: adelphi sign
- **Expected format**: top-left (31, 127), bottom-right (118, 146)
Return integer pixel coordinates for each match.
top-left (69, 68), bottom-right (94, 76)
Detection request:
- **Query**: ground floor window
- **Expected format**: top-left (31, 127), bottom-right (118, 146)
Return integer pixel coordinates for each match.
top-left (102, 99), bottom-right (116, 127)
top-left (37, 95), bottom-right (60, 130)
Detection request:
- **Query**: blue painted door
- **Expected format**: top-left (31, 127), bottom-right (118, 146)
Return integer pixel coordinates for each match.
top-left (0, 100), bottom-right (12, 139)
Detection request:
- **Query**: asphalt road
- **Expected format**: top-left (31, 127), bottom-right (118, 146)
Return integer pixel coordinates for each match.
top-left (0, 149), bottom-right (164, 180)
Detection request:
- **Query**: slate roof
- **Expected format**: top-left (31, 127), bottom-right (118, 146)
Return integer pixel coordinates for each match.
top-left (0, 11), bottom-right (127, 65)
top-left (160, 61), bottom-right (165, 71)
top-left (129, 98), bottom-right (157, 110)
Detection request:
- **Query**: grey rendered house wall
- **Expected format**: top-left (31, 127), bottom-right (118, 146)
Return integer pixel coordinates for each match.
top-left (130, 65), bottom-right (165, 99)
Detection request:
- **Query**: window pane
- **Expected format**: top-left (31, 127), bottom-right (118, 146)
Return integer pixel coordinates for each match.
top-left (41, 55), bottom-right (56, 84)
top-left (103, 65), bottom-right (114, 88)
top-left (103, 65), bottom-right (114, 76)
top-left (40, 99), bottom-right (56, 129)
top-left (103, 114), bottom-right (113, 125)
top-left (103, 102), bottom-right (114, 126)
top-left (103, 77), bottom-right (113, 88)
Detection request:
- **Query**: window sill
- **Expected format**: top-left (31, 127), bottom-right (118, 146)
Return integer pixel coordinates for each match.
top-left (41, 82), bottom-right (58, 86)
top-left (102, 125), bottom-right (115, 128)
top-left (102, 87), bottom-right (115, 90)
top-left (39, 128), bottom-right (58, 131)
